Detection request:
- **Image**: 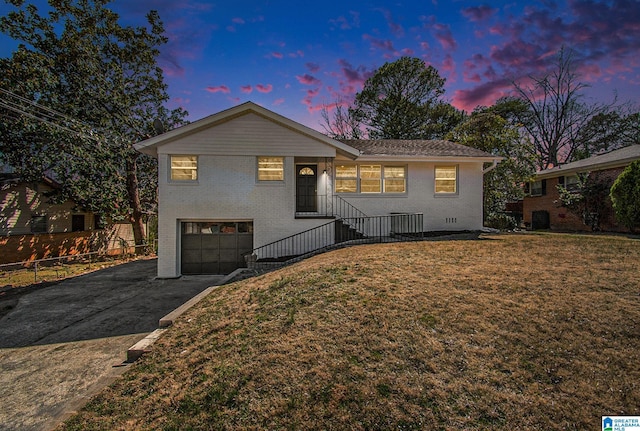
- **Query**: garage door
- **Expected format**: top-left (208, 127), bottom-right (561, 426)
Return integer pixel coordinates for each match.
top-left (181, 221), bottom-right (253, 275)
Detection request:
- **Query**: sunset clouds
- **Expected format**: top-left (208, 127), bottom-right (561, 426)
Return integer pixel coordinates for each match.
top-left (5, 1), bottom-right (633, 127)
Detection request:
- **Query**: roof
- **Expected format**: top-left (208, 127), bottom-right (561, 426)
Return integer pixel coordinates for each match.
top-left (340, 139), bottom-right (499, 161)
top-left (134, 101), bottom-right (360, 158)
top-left (536, 145), bottom-right (640, 179)
top-left (134, 102), bottom-right (501, 163)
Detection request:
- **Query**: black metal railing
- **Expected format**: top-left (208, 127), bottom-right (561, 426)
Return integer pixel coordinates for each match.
top-left (245, 213), bottom-right (424, 269)
top-left (332, 194), bottom-right (368, 219)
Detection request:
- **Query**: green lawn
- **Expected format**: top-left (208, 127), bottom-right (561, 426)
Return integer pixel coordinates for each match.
top-left (58, 233), bottom-right (640, 430)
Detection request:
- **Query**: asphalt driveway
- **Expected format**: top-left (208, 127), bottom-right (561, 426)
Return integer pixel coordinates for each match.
top-left (0, 258), bottom-right (224, 431)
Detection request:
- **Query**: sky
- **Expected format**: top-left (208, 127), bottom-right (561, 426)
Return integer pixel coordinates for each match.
top-left (1, 0), bottom-right (639, 131)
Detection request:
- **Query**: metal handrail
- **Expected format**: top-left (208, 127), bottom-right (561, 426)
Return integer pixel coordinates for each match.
top-left (246, 213), bottom-right (424, 265)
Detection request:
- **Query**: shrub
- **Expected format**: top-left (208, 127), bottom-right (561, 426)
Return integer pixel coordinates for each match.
top-left (610, 160), bottom-right (640, 232)
top-left (485, 213), bottom-right (517, 231)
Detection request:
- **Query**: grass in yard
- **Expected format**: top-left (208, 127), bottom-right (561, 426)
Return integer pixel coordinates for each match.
top-left (58, 233), bottom-right (639, 430)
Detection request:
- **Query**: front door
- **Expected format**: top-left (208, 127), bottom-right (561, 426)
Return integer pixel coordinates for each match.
top-left (296, 165), bottom-right (317, 212)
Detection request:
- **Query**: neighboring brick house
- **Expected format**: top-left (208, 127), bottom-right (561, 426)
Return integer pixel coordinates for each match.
top-left (523, 145), bottom-right (640, 232)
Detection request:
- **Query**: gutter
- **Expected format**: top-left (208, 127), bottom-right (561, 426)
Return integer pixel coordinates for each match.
top-left (483, 158), bottom-right (501, 174)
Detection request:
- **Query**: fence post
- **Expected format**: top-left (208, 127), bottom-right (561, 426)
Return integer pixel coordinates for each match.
top-left (34, 261), bottom-right (38, 283)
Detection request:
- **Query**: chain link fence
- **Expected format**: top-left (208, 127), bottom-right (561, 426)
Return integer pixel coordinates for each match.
top-left (0, 241), bottom-right (157, 287)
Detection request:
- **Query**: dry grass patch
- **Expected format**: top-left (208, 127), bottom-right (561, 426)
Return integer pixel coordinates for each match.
top-left (59, 233), bottom-right (640, 430)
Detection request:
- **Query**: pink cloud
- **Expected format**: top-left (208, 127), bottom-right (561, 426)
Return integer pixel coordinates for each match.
top-left (273, 98), bottom-right (285, 106)
top-left (433, 23), bottom-right (458, 51)
top-left (451, 79), bottom-right (513, 112)
top-left (337, 59), bottom-right (372, 85)
top-left (288, 50), bottom-right (304, 58)
top-left (363, 34), bottom-right (396, 52)
top-left (461, 5), bottom-right (497, 22)
top-left (442, 54), bottom-right (457, 82)
top-left (256, 84), bottom-right (273, 93)
top-left (206, 85), bottom-right (230, 94)
top-left (270, 52), bottom-right (284, 59)
top-left (306, 62), bottom-right (321, 73)
top-left (296, 74), bottom-right (322, 85)
top-left (232, 17), bottom-right (245, 24)
top-left (328, 11), bottom-right (360, 30)
top-left (301, 92), bottom-right (314, 110)
top-left (379, 9), bottom-right (404, 38)
top-left (241, 85), bottom-right (253, 94)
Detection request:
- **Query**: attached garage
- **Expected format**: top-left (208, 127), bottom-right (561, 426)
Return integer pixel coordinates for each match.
top-left (181, 221), bottom-right (253, 275)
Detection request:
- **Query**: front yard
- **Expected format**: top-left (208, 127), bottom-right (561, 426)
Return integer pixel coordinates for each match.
top-left (59, 233), bottom-right (639, 430)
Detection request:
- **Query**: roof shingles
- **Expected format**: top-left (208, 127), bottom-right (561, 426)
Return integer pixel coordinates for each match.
top-left (339, 139), bottom-right (495, 158)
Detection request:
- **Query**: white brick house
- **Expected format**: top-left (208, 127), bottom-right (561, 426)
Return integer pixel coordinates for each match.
top-left (135, 102), bottom-right (499, 277)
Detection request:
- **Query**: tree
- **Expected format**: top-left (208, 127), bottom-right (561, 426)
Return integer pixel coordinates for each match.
top-left (350, 56), bottom-right (460, 139)
top-left (447, 106), bottom-right (535, 222)
top-left (574, 110), bottom-right (640, 159)
top-left (320, 99), bottom-right (362, 140)
top-left (610, 160), bottom-right (640, 232)
top-left (512, 48), bottom-right (613, 169)
top-left (556, 172), bottom-right (614, 231)
top-left (0, 0), bottom-right (188, 248)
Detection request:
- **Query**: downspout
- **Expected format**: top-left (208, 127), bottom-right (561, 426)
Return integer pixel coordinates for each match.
top-left (483, 159), bottom-right (500, 174)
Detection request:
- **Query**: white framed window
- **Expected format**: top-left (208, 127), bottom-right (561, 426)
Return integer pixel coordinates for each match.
top-left (336, 164), bottom-right (358, 193)
top-left (360, 165), bottom-right (382, 193)
top-left (336, 164), bottom-right (406, 194)
top-left (435, 166), bottom-right (457, 194)
top-left (383, 166), bottom-right (406, 193)
top-left (565, 175), bottom-right (579, 191)
top-left (258, 157), bottom-right (284, 181)
top-left (170, 155), bottom-right (198, 181)
top-left (530, 180), bottom-right (545, 196)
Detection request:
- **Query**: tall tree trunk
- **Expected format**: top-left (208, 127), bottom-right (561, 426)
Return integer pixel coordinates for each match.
top-left (126, 154), bottom-right (146, 253)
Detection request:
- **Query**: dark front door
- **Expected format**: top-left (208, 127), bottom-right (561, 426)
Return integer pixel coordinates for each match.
top-left (296, 165), bottom-right (317, 212)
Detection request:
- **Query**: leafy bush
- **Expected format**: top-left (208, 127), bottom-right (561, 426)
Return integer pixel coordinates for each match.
top-left (610, 160), bottom-right (640, 232)
top-left (485, 213), bottom-right (517, 230)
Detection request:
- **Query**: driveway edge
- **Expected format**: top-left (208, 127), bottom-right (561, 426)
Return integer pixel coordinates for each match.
top-left (126, 269), bottom-right (246, 362)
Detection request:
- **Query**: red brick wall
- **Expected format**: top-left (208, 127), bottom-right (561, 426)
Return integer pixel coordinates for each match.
top-left (0, 228), bottom-right (124, 265)
top-left (522, 167), bottom-right (628, 232)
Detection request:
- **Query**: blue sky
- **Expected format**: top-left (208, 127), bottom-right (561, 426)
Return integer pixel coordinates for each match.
top-left (1, 0), bottom-right (639, 130)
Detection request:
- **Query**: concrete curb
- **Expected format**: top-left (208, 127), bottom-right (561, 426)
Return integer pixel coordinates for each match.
top-left (126, 268), bottom-right (246, 362)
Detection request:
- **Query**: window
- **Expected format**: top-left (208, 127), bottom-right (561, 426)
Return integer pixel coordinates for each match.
top-left (258, 157), bottom-right (284, 181)
top-left (31, 215), bottom-right (47, 233)
top-left (435, 166), bottom-right (457, 194)
top-left (384, 166), bottom-right (406, 193)
top-left (72, 214), bottom-right (85, 232)
top-left (360, 165), bottom-right (381, 193)
top-left (336, 165), bottom-right (358, 193)
top-left (565, 175), bottom-right (579, 191)
top-left (170, 155), bottom-right (198, 181)
top-left (336, 164), bottom-right (406, 193)
top-left (530, 179), bottom-right (546, 196)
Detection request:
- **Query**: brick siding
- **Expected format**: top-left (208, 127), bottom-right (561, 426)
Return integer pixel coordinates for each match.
top-left (0, 224), bottom-right (135, 265)
top-left (522, 167), bottom-right (628, 232)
